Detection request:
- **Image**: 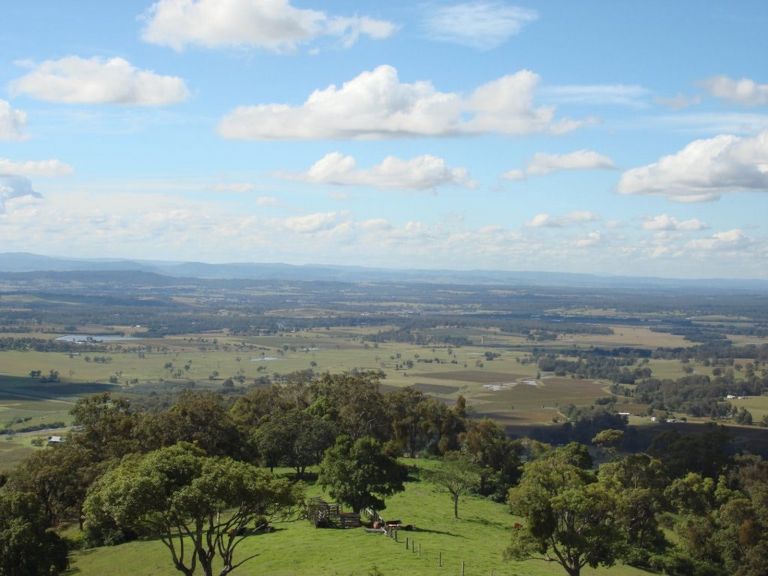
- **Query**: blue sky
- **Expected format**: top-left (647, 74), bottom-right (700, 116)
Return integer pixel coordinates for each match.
top-left (0, 0), bottom-right (767, 278)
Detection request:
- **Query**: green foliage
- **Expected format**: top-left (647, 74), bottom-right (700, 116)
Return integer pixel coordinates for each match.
top-left (507, 446), bottom-right (622, 576)
top-left (0, 489), bottom-right (68, 576)
top-left (318, 435), bottom-right (407, 513)
top-left (137, 390), bottom-right (243, 457)
top-left (10, 443), bottom-right (104, 528)
top-left (251, 408), bottom-right (335, 477)
top-left (83, 443), bottom-right (301, 576)
top-left (460, 418), bottom-right (522, 501)
top-left (421, 452), bottom-right (480, 519)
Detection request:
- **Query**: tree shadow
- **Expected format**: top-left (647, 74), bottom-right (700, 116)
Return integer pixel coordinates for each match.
top-left (463, 516), bottom-right (510, 530)
top-left (411, 526), bottom-right (464, 538)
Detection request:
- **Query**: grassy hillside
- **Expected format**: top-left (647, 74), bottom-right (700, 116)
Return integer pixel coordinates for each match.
top-left (68, 460), bottom-right (652, 576)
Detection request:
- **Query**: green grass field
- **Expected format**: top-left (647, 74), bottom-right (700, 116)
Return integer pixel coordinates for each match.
top-left (68, 459), bottom-right (653, 576)
top-left (730, 395), bottom-right (768, 422)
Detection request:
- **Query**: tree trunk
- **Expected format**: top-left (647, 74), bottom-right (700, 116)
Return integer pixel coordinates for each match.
top-left (453, 493), bottom-right (459, 519)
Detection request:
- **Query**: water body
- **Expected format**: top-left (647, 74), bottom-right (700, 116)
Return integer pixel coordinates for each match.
top-left (55, 334), bottom-right (137, 343)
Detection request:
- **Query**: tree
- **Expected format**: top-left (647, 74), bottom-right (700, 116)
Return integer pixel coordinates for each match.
top-left (318, 436), bottom-right (407, 513)
top-left (83, 443), bottom-right (300, 576)
top-left (0, 489), bottom-right (68, 576)
top-left (10, 443), bottom-right (102, 529)
top-left (461, 418), bottom-right (522, 500)
top-left (70, 392), bottom-right (139, 460)
top-left (506, 447), bottom-right (622, 576)
top-left (252, 409), bottom-right (335, 478)
top-left (598, 454), bottom-right (669, 567)
top-left (422, 452), bottom-right (480, 519)
top-left (309, 373), bottom-right (388, 441)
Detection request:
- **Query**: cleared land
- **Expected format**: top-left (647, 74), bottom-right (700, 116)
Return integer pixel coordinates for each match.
top-left (69, 459), bottom-right (653, 576)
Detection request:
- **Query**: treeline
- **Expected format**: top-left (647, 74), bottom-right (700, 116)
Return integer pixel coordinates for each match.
top-left (0, 337), bottom-right (103, 353)
top-left (631, 371), bottom-right (768, 420)
top-left (3, 373), bottom-right (768, 576)
top-left (508, 428), bottom-right (768, 576)
top-left (3, 372), bottom-right (523, 532)
top-left (536, 353), bottom-right (650, 384)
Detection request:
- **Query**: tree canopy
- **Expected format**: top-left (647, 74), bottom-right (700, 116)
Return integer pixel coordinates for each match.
top-left (83, 443), bottom-right (300, 576)
top-left (506, 446), bottom-right (621, 576)
top-left (0, 489), bottom-right (68, 576)
top-left (318, 435), bottom-right (407, 513)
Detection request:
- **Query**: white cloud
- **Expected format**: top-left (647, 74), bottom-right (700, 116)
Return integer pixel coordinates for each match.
top-left (618, 130), bottom-right (768, 201)
top-left (687, 229), bottom-right (750, 251)
top-left (290, 152), bottom-right (474, 190)
top-left (211, 182), bottom-right (255, 193)
top-left (655, 93), bottom-right (701, 110)
top-left (527, 150), bottom-right (614, 175)
top-left (508, 150), bottom-right (614, 179)
top-left (0, 158), bottom-right (73, 177)
top-left (576, 231), bottom-right (602, 248)
top-left (0, 100), bottom-right (27, 140)
top-left (423, 2), bottom-right (537, 50)
top-left (502, 168), bottom-right (525, 181)
top-left (702, 76), bottom-right (768, 107)
top-left (544, 84), bottom-right (649, 107)
top-left (219, 65), bottom-right (581, 139)
top-left (527, 211), bottom-right (599, 228)
top-left (141, 0), bottom-right (395, 52)
top-left (256, 195), bottom-right (279, 207)
top-left (282, 211), bottom-right (343, 233)
top-left (654, 112), bottom-right (768, 135)
top-left (642, 214), bottom-right (706, 231)
top-left (2, 187), bottom-right (764, 278)
top-left (10, 56), bottom-right (189, 106)
top-left (0, 175), bottom-right (41, 212)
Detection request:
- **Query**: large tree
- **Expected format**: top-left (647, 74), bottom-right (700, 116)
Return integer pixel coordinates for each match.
top-left (506, 446), bottom-right (622, 576)
top-left (83, 443), bottom-right (300, 576)
top-left (0, 489), bottom-right (68, 576)
top-left (252, 409), bottom-right (335, 478)
top-left (318, 435), bottom-right (407, 513)
top-left (11, 443), bottom-right (102, 529)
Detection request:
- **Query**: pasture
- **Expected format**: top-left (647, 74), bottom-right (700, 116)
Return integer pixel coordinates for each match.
top-left (69, 459), bottom-right (653, 576)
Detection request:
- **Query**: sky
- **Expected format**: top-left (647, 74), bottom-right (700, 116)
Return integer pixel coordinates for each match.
top-left (0, 0), bottom-right (767, 279)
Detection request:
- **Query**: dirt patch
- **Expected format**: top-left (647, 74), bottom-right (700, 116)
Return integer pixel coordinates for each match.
top-left (412, 371), bottom-right (523, 384)
top-left (412, 382), bottom-right (461, 395)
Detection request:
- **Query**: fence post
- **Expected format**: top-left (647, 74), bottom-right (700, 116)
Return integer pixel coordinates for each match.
top-left (405, 537), bottom-right (409, 550)
top-left (461, 560), bottom-right (465, 576)
top-left (439, 551), bottom-right (442, 567)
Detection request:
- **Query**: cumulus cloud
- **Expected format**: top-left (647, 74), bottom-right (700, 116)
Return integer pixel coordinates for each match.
top-left (10, 56), bottom-right (189, 106)
top-left (219, 65), bottom-right (580, 139)
top-left (0, 175), bottom-right (41, 212)
top-left (282, 211), bottom-right (343, 233)
top-left (687, 229), bottom-right (750, 251)
top-left (289, 152), bottom-right (474, 190)
top-left (702, 76), bottom-right (768, 107)
top-left (576, 231), bottom-right (602, 248)
top-left (506, 150), bottom-right (614, 180)
top-left (141, 0), bottom-right (395, 52)
top-left (527, 211), bottom-right (599, 228)
top-left (544, 84), bottom-right (649, 107)
top-left (423, 2), bottom-right (537, 50)
top-left (642, 214), bottom-right (706, 231)
top-left (0, 158), bottom-right (73, 177)
top-left (618, 130), bottom-right (768, 202)
top-left (0, 100), bottom-right (27, 140)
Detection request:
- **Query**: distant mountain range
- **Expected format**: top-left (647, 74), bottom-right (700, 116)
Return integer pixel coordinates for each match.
top-left (1, 252), bottom-right (766, 291)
